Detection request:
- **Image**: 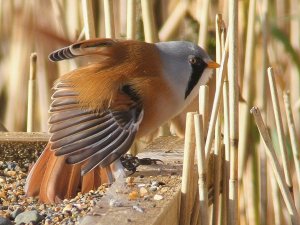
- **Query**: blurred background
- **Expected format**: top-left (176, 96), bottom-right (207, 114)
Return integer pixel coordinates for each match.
top-left (0, 0), bottom-right (300, 224)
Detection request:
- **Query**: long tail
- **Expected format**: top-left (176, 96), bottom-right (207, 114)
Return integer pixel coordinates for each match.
top-left (25, 144), bottom-right (112, 203)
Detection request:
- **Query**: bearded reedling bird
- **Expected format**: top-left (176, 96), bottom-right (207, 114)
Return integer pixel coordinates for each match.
top-left (25, 38), bottom-right (219, 203)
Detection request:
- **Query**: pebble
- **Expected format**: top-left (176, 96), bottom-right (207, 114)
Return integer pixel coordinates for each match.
top-left (109, 199), bottom-right (124, 207)
top-left (126, 177), bottom-right (134, 184)
top-left (62, 204), bottom-right (72, 213)
top-left (151, 181), bottom-right (159, 187)
top-left (5, 171), bottom-right (16, 177)
top-left (14, 210), bottom-right (43, 225)
top-left (132, 205), bottom-right (145, 213)
top-left (11, 207), bottom-right (24, 219)
top-left (153, 194), bottom-right (164, 201)
top-left (139, 187), bottom-right (148, 197)
top-left (149, 186), bottom-right (157, 192)
top-left (128, 191), bottom-right (139, 200)
top-left (0, 216), bottom-right (13, 225)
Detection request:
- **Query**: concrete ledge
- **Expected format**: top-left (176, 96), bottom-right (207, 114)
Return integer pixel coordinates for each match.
top-left (80, 136), bottom-right (216, 225)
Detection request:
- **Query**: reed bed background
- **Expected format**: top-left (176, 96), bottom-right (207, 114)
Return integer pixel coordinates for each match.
top-left (0, 0), bottom-right (300, 224)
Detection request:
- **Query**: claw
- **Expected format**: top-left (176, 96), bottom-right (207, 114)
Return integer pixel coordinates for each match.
top-left (138, 158), bottom-right (163, 165)
top-left (120, 154), bottom-right (163, 174)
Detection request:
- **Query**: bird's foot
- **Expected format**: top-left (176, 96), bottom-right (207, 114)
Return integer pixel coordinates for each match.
top-left (120, 154), bottom-right (163, 175)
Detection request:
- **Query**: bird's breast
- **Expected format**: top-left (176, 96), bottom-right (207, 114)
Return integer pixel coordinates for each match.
top-left (135, 78), bottom-right (183, 138)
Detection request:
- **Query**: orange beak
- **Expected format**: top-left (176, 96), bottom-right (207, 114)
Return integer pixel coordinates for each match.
top-left (207, 61), bottom-right (220, 69)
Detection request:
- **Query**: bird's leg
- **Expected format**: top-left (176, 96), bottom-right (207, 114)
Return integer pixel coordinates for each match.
top-left (110, 159), bottom-right (126, 181)
top-left (120, 154), bottom-right (163, 175)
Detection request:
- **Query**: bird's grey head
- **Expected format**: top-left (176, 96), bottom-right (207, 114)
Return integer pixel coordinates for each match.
top-left (155, 41), bottom-right (216, 102)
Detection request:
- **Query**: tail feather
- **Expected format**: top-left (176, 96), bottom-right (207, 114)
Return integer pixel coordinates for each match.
top-left (81, 169), bottom-right (96, 194)
top-left (25, 144), bottom-right (52, 196)
top-left (25, 143), bottom-right (115, 203)
top-left (39, 153), bottom-right (74, 203)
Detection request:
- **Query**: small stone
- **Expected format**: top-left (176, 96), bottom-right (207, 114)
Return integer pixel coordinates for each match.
top-left (128, 191), bottom-right (139, 200)
top-left (153, 194), bottom-right (164, 201)
top-left (74, 203), bottom-right (84, 210)
top-left (38, 204), bottom-right (46, 211)
top-left (149, 186), bottom-right (157, 192)
top-left (151, 181), bottom-right (159, 187)
top-left (137, 184), bottom-right (146, 188)
top-left (62, 204), bottom-right (72, 213)
top-left (160, 187), bottom-right (169, 193)
top-left (14, 210), bottom-right (43, 225)
top-left (6, 162), bottom-right (17, 170)
top-left (132, 205), bottom-right (145, 213)
top-left (126, 177), bottom-right (135, 186)
top-left (0, 216), bottom-right (13, 225)
top-left (11, 208), bottom-right (23, 219)
top-left (139, 187), bottom-right (148, 197)
top-left (0, 177), bottom-right (5, 183)
top-left (109, 199), bottom-right (124, 207)
top-left (143, 195), bottom-right (151, 201)
top-left (6, 171), bottom-right (16, 177)
top-left (44, 218), bottom-right (51, 225)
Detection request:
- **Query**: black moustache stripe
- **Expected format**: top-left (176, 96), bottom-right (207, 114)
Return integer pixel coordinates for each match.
top-left (184, 62), bottom-right (207, 99)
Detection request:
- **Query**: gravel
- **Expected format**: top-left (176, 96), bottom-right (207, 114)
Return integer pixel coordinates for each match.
top-left (0, 161), bottom-right (106, 225)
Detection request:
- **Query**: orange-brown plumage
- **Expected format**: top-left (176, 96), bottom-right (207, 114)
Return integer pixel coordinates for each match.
top-left (25, 38), bottom-right (218, 203)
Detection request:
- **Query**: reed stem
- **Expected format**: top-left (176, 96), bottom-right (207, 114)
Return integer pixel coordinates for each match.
top-left (228, 0), bottom-right (239, 224)
top-left (199, 85), bottom-right (209, 137)
top-left (126, 0), bottom-right (136, 39)
top-left (198, 0), bottom-right (210, 47)
top-left (221, 25), bottom-right (229, 225)
top-left (103, 0), bottom-right (115, 38)
top-left (141, 0), bottom-right (158, 42)
top-left (267, 67), bottom-right (293, 193)
top-left (81, 0), bottom-right (96, 39)
top-left (251, 107), bottom-right (300, 225)
top-left (180, 112), bottom-right (196, 225)
top-left (238, 0), bottom-right (256, 179)
top-left (158, 1), bottom-right (188, 42)
top-left (194, 114), bottom-right (209, 225)
top-left (211, 14), bottom-right (223, 225)
top-left (283, 92), bottom-right (300, 190)
top-left (205, 38), bottom-right (228, 159)
top-left (27, 53), bottom-right (37, 132)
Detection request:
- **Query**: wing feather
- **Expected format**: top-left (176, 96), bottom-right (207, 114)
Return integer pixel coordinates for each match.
top-left (48, 80), bottom-right (143, 175)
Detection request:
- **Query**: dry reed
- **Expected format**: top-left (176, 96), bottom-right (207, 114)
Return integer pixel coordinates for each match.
top-left (228, 0), bottom-right (239, 224)
top-left (81, 0), bottom-right (96, 39)
top-left (267, 67), bottom-right (293, 193)
top-left (27, 53), bottom-right (37, 132)
top-left (204, 37), bottom-right (228, 159)
top-left (198, 0), bottom-right (210, 47)
top-left (103, 0), bottom-right (115, 38)
top-left (251, 107), bottom-right (300, 225)
top-left (199, 85), bottom-right (209, 137)
top-left (141, 0), bottom-right (158, 42)
top-left (238, 0), bottom-right (256, 178)
top-left (159, 1), bottom-right (189, 42)
top-left (283, 92), bottom-right (300, 189)
top-left (180, 112), bottom-right (196, 225)
top-left (194, 114), bottom-right (209, 225)
top-left (211, 13), bottom-right (223, 225)
top-left (126, 0), bottom-right (136, 39)
top-left (220, 25), bottom-right (229, 225)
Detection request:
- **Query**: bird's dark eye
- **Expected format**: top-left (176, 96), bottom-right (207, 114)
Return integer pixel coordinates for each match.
top-left (189, 56), bottom-right (197, 65)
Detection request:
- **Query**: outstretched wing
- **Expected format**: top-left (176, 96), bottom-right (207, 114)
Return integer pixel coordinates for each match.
top-left (49, 38), bottom-right (119, 62)
top-left (48, 81), bottom-right (143, 175)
